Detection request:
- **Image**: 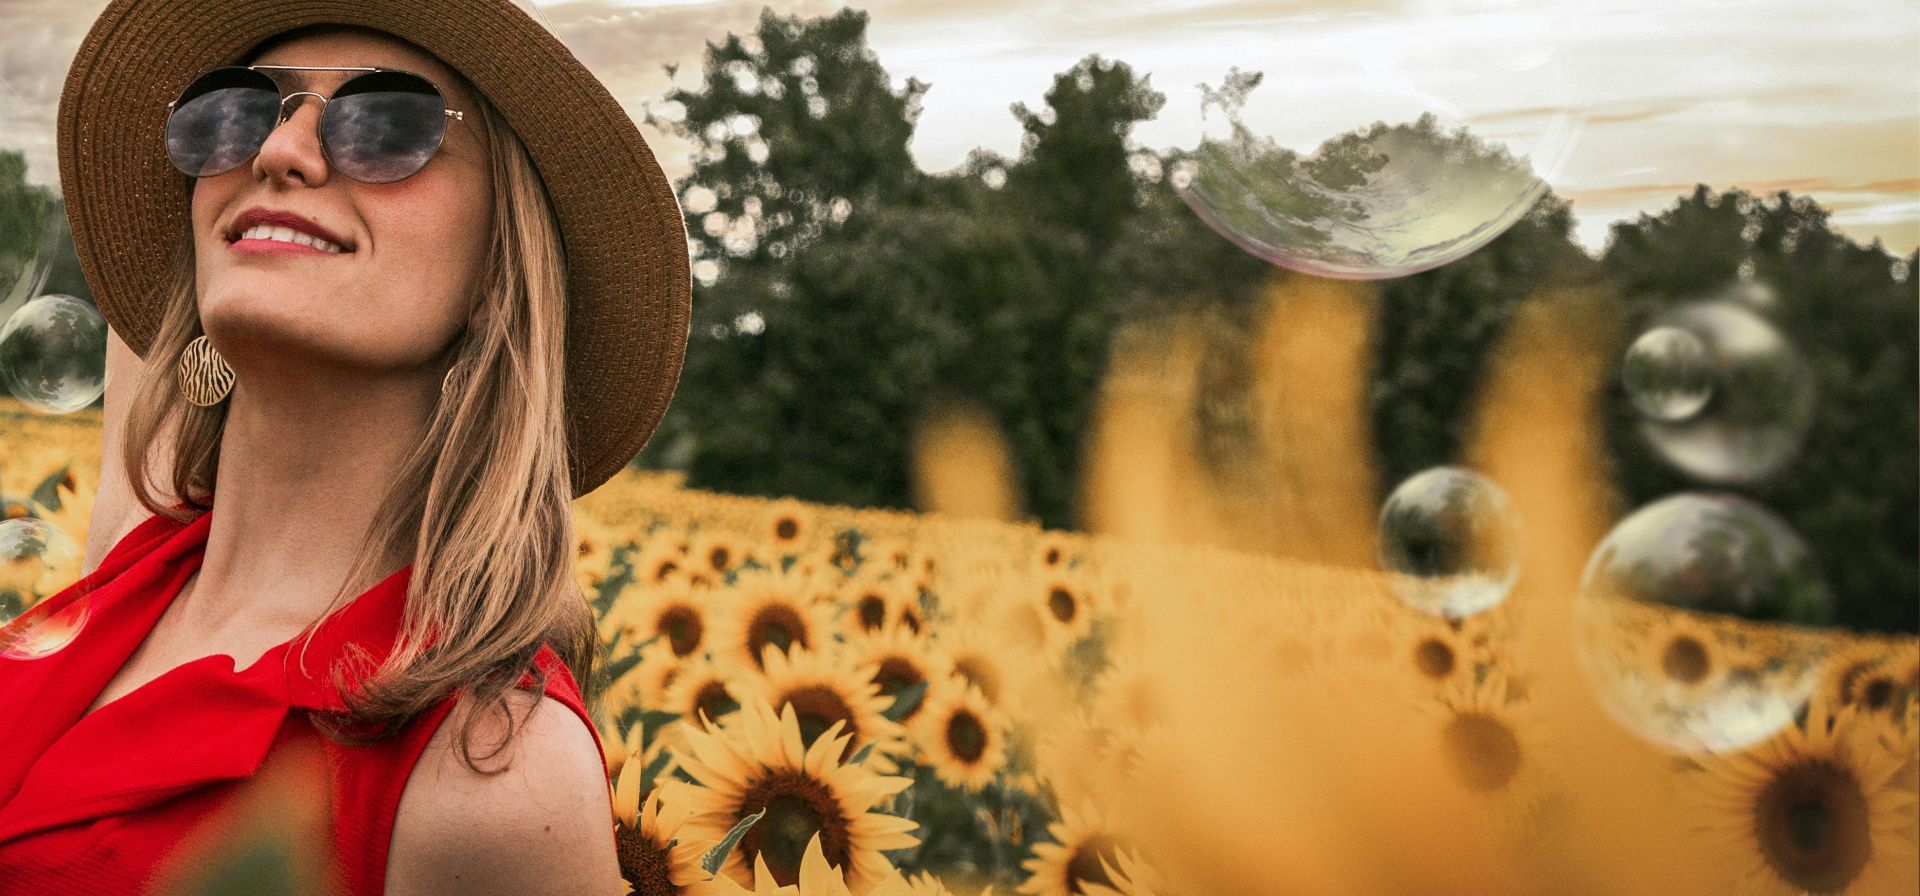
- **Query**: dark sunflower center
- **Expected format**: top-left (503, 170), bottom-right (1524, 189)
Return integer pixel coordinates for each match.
top-left (900, 606), bottom-right (923, 635)
top-left (945, 709), bottom-right (988, 763)
top-left (1414, 637), bottom-right (1456, 680)
top-left (1755, 759), bottom-right (1871, 893)
top-left (1441, 712), bottom-right (1522, 792)
top-left (1045, 547), bottom-right (1062, 566)
top-left (955, 657), bottom-right (1001, 704)
top-left (775, 518), bottom-right (799, 540)
top-left (782, 684), bottom-right (858, 759)
top-left (1860, 676), bottom-right (1896, 711)
top-left (710, 546), bottom-right (731, 570)
top-left (653, 559), bottom-right (680, 582)
top-left (874, 657), bottom-right (926, 719)
top-left (1661, 635), bottom-right (1711, 685)
top-left (614, 822), bottom-right (679, 896)
top-left (694, 680), bottom-right (739, 727)
top-left (857, 595), bottom-right (888, 631)
top-left (659, 605), bottom-right (705, 657)
top-left (1064, 834), bottom-right (1119, 895)
top-left (736, 771), bottom-right (851, 888)
top-left (1048, 587), bottom-right (1077, 623)
top-left (747, 605), bottom-right (809, 668)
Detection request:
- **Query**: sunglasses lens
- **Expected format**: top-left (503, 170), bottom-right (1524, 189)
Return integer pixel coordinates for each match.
top-left (165, 68), bottom-right (281, 177)
top-left (321, 72), bottom-right (448, 184)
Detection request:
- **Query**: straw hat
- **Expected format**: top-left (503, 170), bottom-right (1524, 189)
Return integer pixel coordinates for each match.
top-left (56, 0), bottom-right (691, 499)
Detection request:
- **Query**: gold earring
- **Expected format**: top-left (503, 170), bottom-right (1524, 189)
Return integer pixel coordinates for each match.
top-left (178, 334), bottom-right (235, 407)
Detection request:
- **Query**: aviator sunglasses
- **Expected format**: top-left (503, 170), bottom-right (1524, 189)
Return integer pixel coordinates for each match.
top-left (164, 65), bottom-right (466, 184)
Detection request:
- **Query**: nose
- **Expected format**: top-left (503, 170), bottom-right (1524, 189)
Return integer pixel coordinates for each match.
top-left (250, 92), bottom-right (332, 188)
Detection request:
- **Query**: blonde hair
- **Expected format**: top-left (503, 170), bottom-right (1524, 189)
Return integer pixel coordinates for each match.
top-left (120, 36), bottom-right (600, 776)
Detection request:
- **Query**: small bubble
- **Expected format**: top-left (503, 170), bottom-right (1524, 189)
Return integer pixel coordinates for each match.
top-left (0, 294), bottom-right (108, 414)
top-left (1622, 326), bottom-right (1714, 422)
top-left (1378, 467), bottom-right (1522, 620)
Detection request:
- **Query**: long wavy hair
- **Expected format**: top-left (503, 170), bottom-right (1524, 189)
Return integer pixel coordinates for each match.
top-left (118, 27), bottom-right (600, 776)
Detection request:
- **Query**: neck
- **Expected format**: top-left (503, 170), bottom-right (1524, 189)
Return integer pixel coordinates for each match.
top-left (181, 366), bottom-right (433, 636)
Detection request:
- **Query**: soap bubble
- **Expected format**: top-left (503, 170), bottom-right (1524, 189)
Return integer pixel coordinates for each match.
top-left (1575, 492), bottom-right (1832, 754)
top-left (0, 517), bottom-right (88, 660)
top-left (1378, 467), bottom-right (1522, 620)
top-left (1170, 2), bottom-right (1581, 279)
top-left (0, 294), bottom-right (108, 413)
top-left (1622, 326), bottom-right (1714, 422)
top-left (1637, 298), bottom-right (1813, 484)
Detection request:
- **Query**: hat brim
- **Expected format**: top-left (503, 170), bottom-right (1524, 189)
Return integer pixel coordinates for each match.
top-left (57, 0), bottom-right (691, 499)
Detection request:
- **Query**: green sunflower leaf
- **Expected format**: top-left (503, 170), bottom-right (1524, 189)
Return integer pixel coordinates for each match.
top-left (699, 807), bottom-right (766, 877)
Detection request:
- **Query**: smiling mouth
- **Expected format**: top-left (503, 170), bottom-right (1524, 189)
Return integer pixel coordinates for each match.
top-left (227, 238), bottom-right (351, 257)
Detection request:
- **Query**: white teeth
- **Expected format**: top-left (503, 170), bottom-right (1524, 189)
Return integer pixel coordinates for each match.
top-left (237, 223), bottom-right (344, 253)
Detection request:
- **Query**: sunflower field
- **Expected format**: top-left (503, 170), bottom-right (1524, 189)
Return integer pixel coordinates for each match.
top-left (6, 350), bottom-right (1917, 896)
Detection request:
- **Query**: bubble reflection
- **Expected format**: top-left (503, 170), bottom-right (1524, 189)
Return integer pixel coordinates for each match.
top-left (1576, 493), bottom-right (1832, 754)
top-left (1377, 467), bottom-right (1521, 620)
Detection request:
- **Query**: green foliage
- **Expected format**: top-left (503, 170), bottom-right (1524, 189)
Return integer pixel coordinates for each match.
top-left (1368, 189), bottom-right (1591, 492)
top-left (639, 9), bottom-right (1194, 529)
top-left (1599, 187), bottom-right (1918, 633)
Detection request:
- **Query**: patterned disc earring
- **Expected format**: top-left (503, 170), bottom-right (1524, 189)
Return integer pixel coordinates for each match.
top-left (177, 334), bottom-right (235, 407)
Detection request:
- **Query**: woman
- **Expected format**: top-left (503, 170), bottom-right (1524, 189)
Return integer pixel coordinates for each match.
top-left (0, 1), bottom-right (689, 893)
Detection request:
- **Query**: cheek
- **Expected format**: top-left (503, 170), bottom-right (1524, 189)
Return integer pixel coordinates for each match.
top-left (372, 177), bottom-right (492, 282)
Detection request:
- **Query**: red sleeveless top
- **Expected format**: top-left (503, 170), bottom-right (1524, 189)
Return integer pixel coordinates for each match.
top-left (0, 506), bottom-right (612, 894)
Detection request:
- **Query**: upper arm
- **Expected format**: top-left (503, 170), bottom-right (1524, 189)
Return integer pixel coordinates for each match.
top-left (83, 328), bottom-right (146, 575)
top-left (84, 327), bottom-right (178, 575)
top-left (386, 690), bottom-right (623, 896)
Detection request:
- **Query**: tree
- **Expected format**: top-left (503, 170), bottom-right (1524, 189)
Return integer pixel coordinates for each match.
top-left (1601, 187), bottom-right (1918, 633)
top-left (1368, 188), bottom-right (1592, 494)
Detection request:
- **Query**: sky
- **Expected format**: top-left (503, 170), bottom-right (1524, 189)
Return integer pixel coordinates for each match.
top-left (1, 0), bottom-right (1914, 255)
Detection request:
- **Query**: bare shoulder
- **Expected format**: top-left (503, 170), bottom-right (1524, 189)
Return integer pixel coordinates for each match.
top-left (385, 687), bottom-right (622, 896)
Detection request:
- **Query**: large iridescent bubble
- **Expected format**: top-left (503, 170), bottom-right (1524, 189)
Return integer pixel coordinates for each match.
top-left (1636, 297), bottom-right (1814, 484)
top-left (1169, 2), bottom-right (1582, 279)
top-left (0, 294), bottom-right (107, 413)
top-left (1575, 493), bottom-right (1832, 754)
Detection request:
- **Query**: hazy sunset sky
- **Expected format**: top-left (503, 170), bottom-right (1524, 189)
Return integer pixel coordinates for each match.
top-left (2, 0), bottom-right (1914, 254)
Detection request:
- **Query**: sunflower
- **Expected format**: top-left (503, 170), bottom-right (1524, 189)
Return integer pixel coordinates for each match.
top-left (606, 642), bottom-right (682, 726)
top-left (673, 700), bottom-right (920, 895)
top-left (1686, 691), bottom-right (1918, 896)
top-left (839, 574), bottom-right (920, 639)
top-left (734, 644), bottom-right (907, 769)
top-left (680, 833), bottom-right (959, 896)
top-left (761, 498), bottom-right (819, 556)
top-left (1842, 640), bottom-right (1920, 720)
top-left (1077, 846), bottom-right (1168, 896)
top-left (1399, 621), bottom-right (1475, 687)
top-left (1018, 804), bottom-right (1130, 896)
top-left (663, 655), bottom-right (745, 732)
top-left (858, 536), bottom-right (931, 585)
top-left (913, 679), bottom-right (1007, 792)
top-left (710, 567), bottom-right (832, 674)
top-left (634, 542), bottom-right (695, 588)
top-left (1032, 531), bottom-right (1075, 573)
top-left (1418, 669), bottom-right (1539, 796)
top-left (575, 512), bottom-right (625, 592)
top-left (849, 625), bottom-right (950, 724)
top-left (613, 780), bottom-right (710, 896)
top-left (1033, 572), bottom-right (1096, 650)
top-left (632, 578), bottom-right (710, 659)
top-left (933, 624), bottom-right (1020, 713)
top-left (688, 530), bottom-right (751, 584)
